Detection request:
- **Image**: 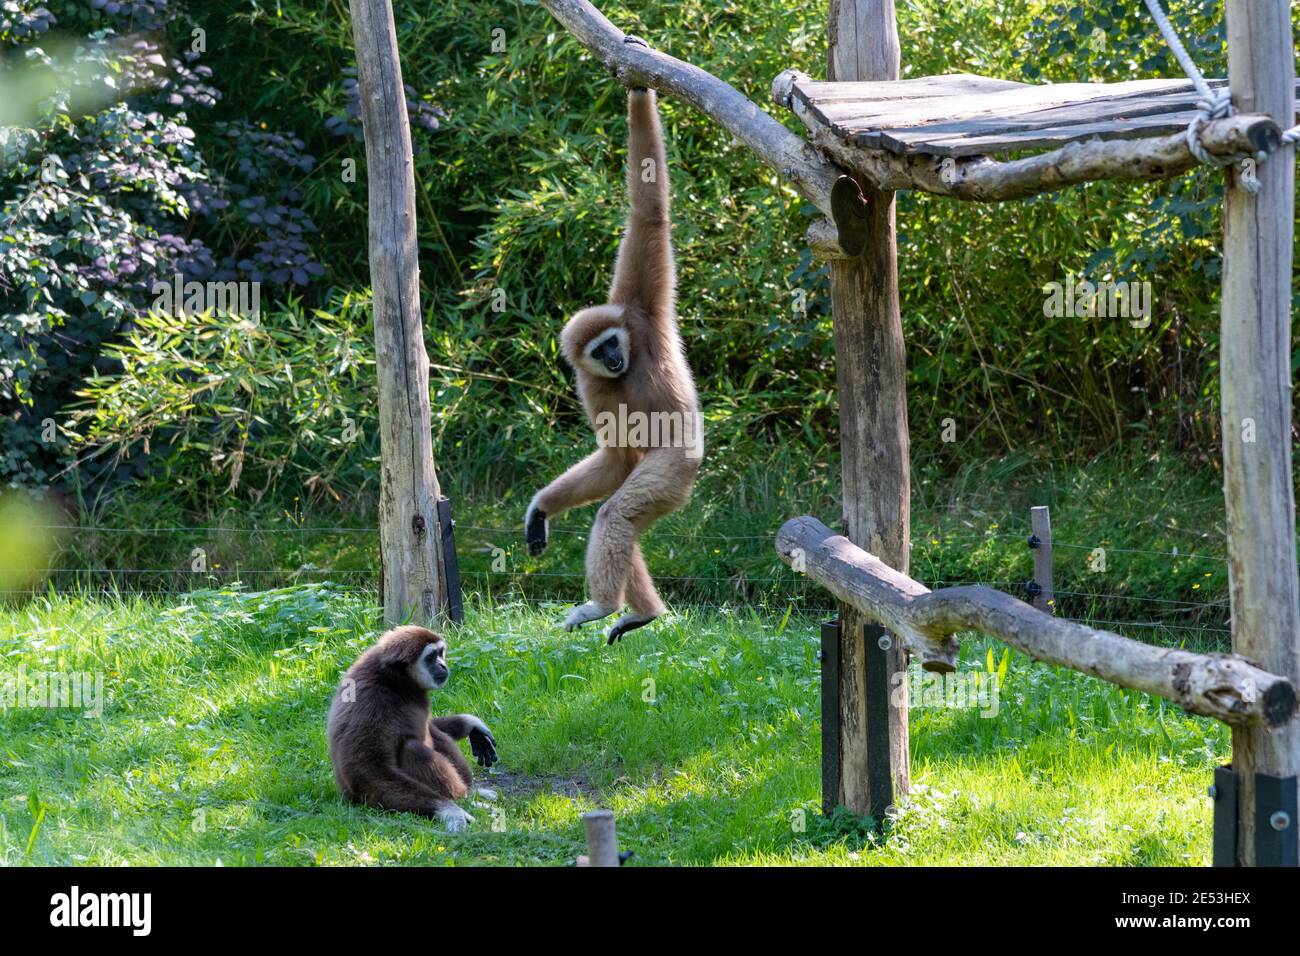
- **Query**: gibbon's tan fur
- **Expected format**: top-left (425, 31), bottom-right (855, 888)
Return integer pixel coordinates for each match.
top-left (526, 79), bottom-right (701, 643)
top-left (327, 626), bottom-right (498, 831)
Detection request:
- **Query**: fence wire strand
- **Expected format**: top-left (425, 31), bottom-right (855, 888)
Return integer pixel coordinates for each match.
top-left (15, 515), bottom-right (1238, 637)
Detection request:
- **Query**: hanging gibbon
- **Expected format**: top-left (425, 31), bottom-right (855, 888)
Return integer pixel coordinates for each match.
top-left (526, 59), bottom-right (702, 644)
top-left (327, 625), bottom-right (498, 831)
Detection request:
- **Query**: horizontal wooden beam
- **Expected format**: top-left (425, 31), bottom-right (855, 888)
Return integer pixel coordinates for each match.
top-left (773, 69), bottom-right (1282, 202)
top-left (539, 0), bottom-right (851, 253)
top-left (776, 516), bottom-right (1299, 728)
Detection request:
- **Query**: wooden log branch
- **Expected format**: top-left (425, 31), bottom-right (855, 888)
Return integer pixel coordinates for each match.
top-left (538, 0), bottom-right (851, 251)
top-left (776, 516), bottom-right (1299, 728)
top-left (773, 68), bottom-right (1282, 202)
top-left (806, 217), bottom-right (852, 259)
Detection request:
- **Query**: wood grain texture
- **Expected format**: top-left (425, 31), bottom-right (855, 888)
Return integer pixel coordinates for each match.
top-left (814, 80), bottom-right (1202, 137)
top-left (1221, 0), bottom-right (1300, 866)
top-left (826, 0), bottom-right (909, 820)
top-left (778, 66), bottom-right (1285, 205)
top-left (790, 74), bottom-right (1300, 157)
top-left (790, 88), bottom-right (1281, 203)
top-left (777, 517), bottom-right (1298, 729)
top-left (791, 73), bottom-right (1029, 105)
top-left (580, 810), bottom-right (620, 867)
top-left (349, 0), bottom-right (446, 625)
top-left (538, 0), bottom-right (842, 225)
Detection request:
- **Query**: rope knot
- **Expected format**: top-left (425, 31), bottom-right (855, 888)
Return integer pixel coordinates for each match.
top-left (1144, 0), bottom-right (1262, 194)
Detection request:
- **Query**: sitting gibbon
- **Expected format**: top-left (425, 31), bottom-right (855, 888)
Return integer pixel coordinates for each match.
top-left (526, 66), bottom-right (702, 645)
top-left (327, 625), bottom-right (498, 831)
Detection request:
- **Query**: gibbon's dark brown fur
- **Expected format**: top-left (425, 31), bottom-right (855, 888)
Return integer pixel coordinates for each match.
top-left (526, 76), bottom-right (702, 643)
top-left (327, 625), bottom-right (497, 830)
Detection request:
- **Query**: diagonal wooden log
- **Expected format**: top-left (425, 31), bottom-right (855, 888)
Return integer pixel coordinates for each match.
top-left (538, 0), bottom-right (843, 224)
top-left (773, 69), bottom-right (1282, 203)
top-left (776, 516), bottom-right (1299, 728)
top-left (539, 0), bottom-right (883, 257)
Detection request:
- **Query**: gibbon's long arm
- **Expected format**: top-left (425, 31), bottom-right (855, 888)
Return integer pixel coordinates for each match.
top-left (608, 85), bottom-right (674, 319)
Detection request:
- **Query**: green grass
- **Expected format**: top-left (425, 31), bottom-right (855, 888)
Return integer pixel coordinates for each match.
top-left (0, 585), bottom-right (1227, 866)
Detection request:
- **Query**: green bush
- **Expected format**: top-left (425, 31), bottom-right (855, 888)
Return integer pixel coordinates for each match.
top-left (186, 0), bottom-right (1279, 495)
top-left (13, 0), bottom-right (1297, 509)
top-left (67, 298), bottom-right (376, 509)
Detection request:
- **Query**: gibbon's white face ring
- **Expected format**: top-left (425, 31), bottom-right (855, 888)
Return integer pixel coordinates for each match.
top-left (410, 641), bottom-right (448, 690)
top-left (581, 328), bottom-right (630, 379)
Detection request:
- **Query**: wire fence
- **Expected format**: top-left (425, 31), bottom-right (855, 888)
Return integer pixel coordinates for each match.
top-left (6, 513), bottom-right (1237, 637)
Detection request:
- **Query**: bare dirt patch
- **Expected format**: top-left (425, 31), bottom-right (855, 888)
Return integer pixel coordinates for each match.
top-left (482, 770), bottom-right (602, 800)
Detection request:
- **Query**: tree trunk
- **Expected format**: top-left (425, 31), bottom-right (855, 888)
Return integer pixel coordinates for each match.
top-left (826, 0), bottom-right (908, 819)
top-left (1221, 0), bottom-right (1300, 866)
top-left (349, 0), bottom-right (446, 626)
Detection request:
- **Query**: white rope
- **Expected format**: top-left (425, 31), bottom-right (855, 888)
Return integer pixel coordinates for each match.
top-left (1142, 0), bottom-right (1263, 194)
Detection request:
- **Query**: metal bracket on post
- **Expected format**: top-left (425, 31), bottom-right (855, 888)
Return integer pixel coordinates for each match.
top-left (820, 618), bottom-right (899, 822)
top-left (1255, 772), bottom-right (1298, 867)
top-left (1211, 764), bottom-right (1297, 866)
top-left (830, 175), bottom-right (871, 258)
top-left (820, 619), bottom-right (841, 815)
top-left (862, 622), bottom-right (895, 821)
top-left (435, 496), bottom-right (464, 625)
top-left (1211, 764), bottom-right (1238, 867)
top-left (1028, 505), bottom-right (1054, 613)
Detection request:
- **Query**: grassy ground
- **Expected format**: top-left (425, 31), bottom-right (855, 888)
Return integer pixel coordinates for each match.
top-left (0, 585), bottom-right (1226, 866)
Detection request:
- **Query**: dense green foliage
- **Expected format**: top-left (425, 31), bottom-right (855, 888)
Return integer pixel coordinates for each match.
top-left (1, 0), bottom-right (330, 488)
top-left (5, 0), bottom-right (1294, 510)
top-left (199, 0), bottom-right (1245, 493)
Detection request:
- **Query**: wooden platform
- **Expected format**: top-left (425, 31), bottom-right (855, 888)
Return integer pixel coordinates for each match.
top-left (786, 73), bottom-right (1300, 158)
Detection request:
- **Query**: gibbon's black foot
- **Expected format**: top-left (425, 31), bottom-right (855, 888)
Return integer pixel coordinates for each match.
top-left (469, 726), bottom-right (498, 768)
top-left (607, 613), bottom-right (658, 644)
top-left (525, 503), bottom-right (548, 556)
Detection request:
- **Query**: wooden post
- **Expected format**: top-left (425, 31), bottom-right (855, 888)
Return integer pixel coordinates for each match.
top-left (1221, 1), bottom-right (1300, 866)
top-left (826, 0), bottom-right (908, 819)
top-left (581, 810), bottom-right (620, 867)
top-left (1029, 506), bottom-right (1053, 613)
top-left (349, 0), bottom-right (447, 626)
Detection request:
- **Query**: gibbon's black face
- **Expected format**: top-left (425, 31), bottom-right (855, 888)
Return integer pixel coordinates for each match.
top-left (411, 638), bottom-right (449, 690)
top-left (585, 328), bottom-right (630, 378)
